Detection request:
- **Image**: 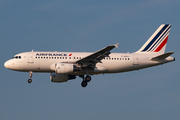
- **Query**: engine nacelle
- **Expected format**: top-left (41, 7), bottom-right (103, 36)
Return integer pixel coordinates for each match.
top-left (55, 63), bottom-right (75, 74)
top-left (50, 73), bottom-right (76, 83)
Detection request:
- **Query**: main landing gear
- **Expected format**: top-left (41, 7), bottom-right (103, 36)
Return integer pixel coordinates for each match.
top-left (28, 71), bottom-right (33, 83)
top-left (80, 75), bottom-right (92, 87)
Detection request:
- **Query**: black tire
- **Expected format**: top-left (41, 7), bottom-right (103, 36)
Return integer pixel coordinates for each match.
top-left (85, 75), bottom-right (91, 82)
top-left (81, 81), bottom-right (88, 87)
top-left (28, 79), bottom-right (32, 83)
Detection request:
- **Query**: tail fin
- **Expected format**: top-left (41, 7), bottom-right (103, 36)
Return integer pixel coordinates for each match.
top-left (136, 24), bottom-right (171, 54)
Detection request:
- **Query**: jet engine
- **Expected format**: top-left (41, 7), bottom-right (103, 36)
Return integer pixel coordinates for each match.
top-left (55, 63), bottom-right (75, 74)
top-left (50, 73), bottom-right (76, 83)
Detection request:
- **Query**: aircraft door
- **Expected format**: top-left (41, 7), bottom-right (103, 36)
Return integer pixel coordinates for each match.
top-left (28, 52), bottom-right (34, 63)
top-left (133, 55), bottom-right (139, 65)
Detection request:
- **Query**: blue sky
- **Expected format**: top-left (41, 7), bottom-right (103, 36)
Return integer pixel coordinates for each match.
top-left (1, 0), bottom-right (180, 120)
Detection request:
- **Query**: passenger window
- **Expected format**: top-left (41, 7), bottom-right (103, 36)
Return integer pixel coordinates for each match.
top-left (69, 57), bottom-right (71, 59)
top-left (19, 56), bottom-right (21, 59)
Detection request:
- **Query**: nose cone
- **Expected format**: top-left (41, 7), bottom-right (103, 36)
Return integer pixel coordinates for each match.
top-left (4, 61), bottom-right (10, 69)
top-left (4, 60), bottom-right (21, 71)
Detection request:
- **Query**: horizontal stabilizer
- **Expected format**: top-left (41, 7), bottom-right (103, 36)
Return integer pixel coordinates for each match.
top-left (151, 52), bottom-right (174, 61)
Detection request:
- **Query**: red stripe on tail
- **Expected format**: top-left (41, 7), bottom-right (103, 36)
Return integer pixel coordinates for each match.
top-left (154, 36), bottom-right (169, 52)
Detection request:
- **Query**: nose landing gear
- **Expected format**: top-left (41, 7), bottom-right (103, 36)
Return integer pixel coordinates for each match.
top-left (28, 71), bottom-right (33, 83)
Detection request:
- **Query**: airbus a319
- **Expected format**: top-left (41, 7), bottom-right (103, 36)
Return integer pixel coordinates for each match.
top-left (4, 24), bottom-right (175, 87)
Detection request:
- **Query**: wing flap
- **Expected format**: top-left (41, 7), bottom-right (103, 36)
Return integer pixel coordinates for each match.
top-left (151, 52), bottom-right (174, 61)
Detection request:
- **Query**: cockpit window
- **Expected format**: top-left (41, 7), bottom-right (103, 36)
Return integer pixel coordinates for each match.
top-left (12, 56), bottom-right (21, 59)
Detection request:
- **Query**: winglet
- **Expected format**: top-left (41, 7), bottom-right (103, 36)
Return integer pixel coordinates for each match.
top-left (114, 43), bottom-right (119, 48)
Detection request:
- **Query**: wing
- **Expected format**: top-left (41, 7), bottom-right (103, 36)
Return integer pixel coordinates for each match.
top-left (76, 43), bottom-right (119, 67)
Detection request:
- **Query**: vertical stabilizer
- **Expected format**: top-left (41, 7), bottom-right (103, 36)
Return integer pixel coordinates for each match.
top-left (136, 24), bottom-right (171, 54)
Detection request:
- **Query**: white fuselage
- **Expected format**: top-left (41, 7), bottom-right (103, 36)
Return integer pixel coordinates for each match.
top-left (4, 51), bottom-right (175, 75)
top-left (3, 24), bottom-right (175, 87)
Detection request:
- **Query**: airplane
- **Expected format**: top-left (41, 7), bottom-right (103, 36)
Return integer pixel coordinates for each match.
top-left (4, 24), bottom-right (175, 87)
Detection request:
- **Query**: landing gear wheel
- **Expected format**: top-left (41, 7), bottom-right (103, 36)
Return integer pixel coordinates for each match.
top-left (28, 79), bottom-right (32, 83)
top-left (85, 75), bottom-right (91, 82)
top-left (81, 81), bottom-right (88, 87)
top-left (28, 71), bottom-right (33, 84)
